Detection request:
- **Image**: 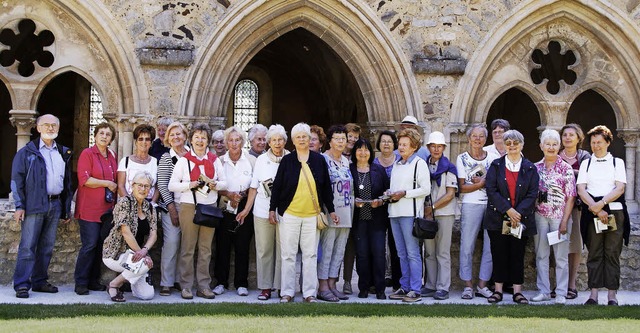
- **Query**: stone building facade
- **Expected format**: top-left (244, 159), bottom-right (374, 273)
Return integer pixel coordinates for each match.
top-left (1, 0), bottom-right (640, 289)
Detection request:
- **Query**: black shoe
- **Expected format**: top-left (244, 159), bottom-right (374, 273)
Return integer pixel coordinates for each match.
top-left (88, 283), bottom-right (106, 291)
top-left (120, 282), bottom-right (132, 292)
top-left (358, 290), bottom-right (368, 298)
top-left (15, 287), bottom-right (29, 298)
top-left (376, 292), bottom-right (387, 300)
top-left (32, 283), bottom-right (58, 293)
top-left (75, 285), bottom-right (90, 295)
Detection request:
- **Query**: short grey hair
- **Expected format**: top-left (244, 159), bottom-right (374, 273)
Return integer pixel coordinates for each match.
top-left (539, 129), bottom-right (560, 144)
top-left (224, 126), bottom-right (248, 146)
top-left (212, 129), bottom-right (225, 142)
top-left (157, 117), bottom-right (174, 127)
top-left (502, 129), bottom-right (524, 144)
top-left (291, 122), bottom-right (311, 139)
top-left (491, 119), bottom-right (511, 131)
top-left (132, 170), bottom-right (154, 185)
top-left (466, 123), bottom-right (488, 138)
top-left (248, 124), bottom-right (268, 142)
top-left (266, 124), bottom-right (288, 143)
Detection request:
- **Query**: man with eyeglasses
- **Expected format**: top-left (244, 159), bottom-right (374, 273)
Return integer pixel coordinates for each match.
top-left (11, 114), bottom-right (73, 299)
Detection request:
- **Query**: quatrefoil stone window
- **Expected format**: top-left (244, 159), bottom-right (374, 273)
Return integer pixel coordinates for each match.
top-left (530, 41), bottom-right (577, 95)
top-left (0, 19), bottom-right (55, 77)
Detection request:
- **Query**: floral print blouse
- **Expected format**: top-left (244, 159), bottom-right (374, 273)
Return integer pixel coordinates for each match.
top-left (102, 196), bottom-right (157, 260)
top-left (534, 158), bottom-right (576, 219)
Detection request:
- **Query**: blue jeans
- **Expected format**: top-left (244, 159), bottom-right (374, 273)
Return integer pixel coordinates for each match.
top-left (390, 216), bottom-right (422, 293)
top-left (74, 219), bottom-right (103, 286)
top-left (13, 199), bottom-right (62, 290)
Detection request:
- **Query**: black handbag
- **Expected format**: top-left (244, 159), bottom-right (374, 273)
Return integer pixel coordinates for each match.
top-left (194, 202), bottom-right (223, 228)
top-left (410, 162), bottom-right (438, 239)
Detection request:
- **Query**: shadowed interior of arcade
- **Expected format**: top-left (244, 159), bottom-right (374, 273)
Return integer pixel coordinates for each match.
top-left (228, 28), bottom-right (366, 137)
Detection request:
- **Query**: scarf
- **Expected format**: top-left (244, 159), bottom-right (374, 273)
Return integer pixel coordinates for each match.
top-left (267, 148), bottom-right (290, 163)
top-left (184, 150), bottom-right (216, 181)
top-left (429, 155), bottom-right (458, 187)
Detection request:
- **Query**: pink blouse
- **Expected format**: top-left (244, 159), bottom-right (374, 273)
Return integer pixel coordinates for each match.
top-left (534, 158), bottom-right (576, 219)
top-left (75, 145), bottom-right (118, 222)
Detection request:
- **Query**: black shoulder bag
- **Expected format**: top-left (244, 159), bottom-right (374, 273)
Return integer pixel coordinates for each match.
top-left (411, 161), bottom-right (438, 239)
top-left (188, 159), bottom-right (223, 228)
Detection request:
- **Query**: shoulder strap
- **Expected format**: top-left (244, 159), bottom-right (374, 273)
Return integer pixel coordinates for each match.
top-left (187, 158), bottom-right (198, 205)
top-left (300, 165), bottom-right (321, 214)
top-left (125, 156), bottom-right (129, 168)
top-left (413, 160), bottom-right (435, 217)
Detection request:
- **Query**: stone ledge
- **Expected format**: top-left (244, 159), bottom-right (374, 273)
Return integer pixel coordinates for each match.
top-left (135, 37), bottom-right (195, 66)
top-left (412, 58), bottom-right (467, 75)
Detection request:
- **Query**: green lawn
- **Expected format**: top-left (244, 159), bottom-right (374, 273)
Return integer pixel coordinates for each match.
top-left (1, 303), bottom-right (639, 332)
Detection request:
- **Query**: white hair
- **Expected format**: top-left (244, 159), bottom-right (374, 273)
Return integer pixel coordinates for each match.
top-left (132, 170), bottom-right (154, 185)
top-left (291, 122), bottom-right (311, 139)
top-left (248, 124), bottom-right (268, 142)
top-left (266, 124), bottom-right (288, 143)
top-left (212, 129), bottom-right (225, 141)
top-left (157, 117), bottom-right (174, 127)
top-left (539, 129), bottom-right (560, 144)
top-left (224, 126), bottom-right (248, 146)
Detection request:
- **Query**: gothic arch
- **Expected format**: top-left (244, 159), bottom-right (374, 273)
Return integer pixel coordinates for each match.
top-left (1, 1), bottom-right (147, 116)
top-left (452, 0), bottom-right (640, 129)
top-left (30, 66), bottom-right (103, 110)
top-left (181, 0), bottom-right (421, 127)
top-left (0, 74), bottom-right (15, 108)
top-left (471, 80), bottom-right (547, 125)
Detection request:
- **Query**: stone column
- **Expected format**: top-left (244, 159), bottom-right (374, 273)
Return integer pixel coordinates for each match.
top-left (446, 122), bottom-right (468, 162)
top-left (618, 129), bottom-right (639, 214)
top-left (9, 110), bottom-right (38, 150)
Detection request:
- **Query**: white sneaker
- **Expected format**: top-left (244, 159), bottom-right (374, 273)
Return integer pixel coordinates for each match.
top-left (532, 293), bottom-right (551, 302)
top-left (475, 286), bottom-right (493, 298)
top-left (213, 284), bottom-right (226, 295)
top-left (555, 295), bottom-right (567, 304)
top-left (237, 287), bottom-right (249, 296)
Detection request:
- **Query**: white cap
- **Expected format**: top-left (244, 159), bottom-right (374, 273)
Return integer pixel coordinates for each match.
top-left (427, 131), bottom-right (446, 145)
top-left (400, 115), bottom-right (418, 125)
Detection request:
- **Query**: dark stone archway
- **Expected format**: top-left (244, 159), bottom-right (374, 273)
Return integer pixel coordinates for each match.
top-left (0, 81), bottom-right (14, 198)
top-left (232, 28), bottom-right (366, 133)
top-left (486, 88), bottom-right (542, 161)
top-left (567, 89), bottom-right (624, 160)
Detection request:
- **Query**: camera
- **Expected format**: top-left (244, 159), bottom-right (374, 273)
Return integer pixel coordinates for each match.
top-left (537, 191), bottom-right (548, 203)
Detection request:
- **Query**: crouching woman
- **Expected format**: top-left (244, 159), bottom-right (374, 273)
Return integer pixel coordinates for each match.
top-left (102, 171), bottom-right (157, 302)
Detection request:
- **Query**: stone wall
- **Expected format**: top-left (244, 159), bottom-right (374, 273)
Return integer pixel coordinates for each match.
top-left (1, 198), bottom-right (639, 291)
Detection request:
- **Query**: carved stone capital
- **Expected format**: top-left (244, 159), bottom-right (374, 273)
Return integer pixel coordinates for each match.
top-left (617, 129), bottom-right (640, 147)
top-left (9, 110), bottom-right (38, 134)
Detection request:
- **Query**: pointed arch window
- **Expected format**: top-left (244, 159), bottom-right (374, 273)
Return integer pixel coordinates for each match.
top-left (233, 79), bottom-right (259, 133)
top-left (88, 86), bottom-right (105, 146)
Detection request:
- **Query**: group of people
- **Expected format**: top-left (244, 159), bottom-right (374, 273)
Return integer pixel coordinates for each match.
top-left (10, 113), bottom-right (629, 306)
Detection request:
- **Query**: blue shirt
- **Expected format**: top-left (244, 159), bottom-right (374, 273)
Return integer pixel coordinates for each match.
top-left (39, 139), bottom-right (65, 195)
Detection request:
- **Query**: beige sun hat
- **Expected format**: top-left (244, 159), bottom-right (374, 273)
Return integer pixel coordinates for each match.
top-left (394, 115), bottom-right (424, 136)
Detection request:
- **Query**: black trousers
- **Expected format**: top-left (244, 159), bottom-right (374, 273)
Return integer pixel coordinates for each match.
top-left (487, 230), bottom-right (528, 285)
top-left (583, 209), bottom-right (624, 290)
top-left (354, 219), bottom-right (387, 292)
top-left (214, 211), bottom-right (254, 288)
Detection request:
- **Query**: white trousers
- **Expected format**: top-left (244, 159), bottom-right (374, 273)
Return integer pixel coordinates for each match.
top-left (103, 254), bottom-right (154, 300)
top-left (279, 213), bottom-right (319, 298)
top-left (533, 213), bottom-right (570, 296)
top-left (160, 210), bottom-right (181, 287)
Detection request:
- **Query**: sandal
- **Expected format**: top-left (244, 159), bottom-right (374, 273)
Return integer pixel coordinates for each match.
top-left (487, 291), bottom-right (503, 304)
top-left (461, 287), bottom-right (473, 300)
top-left (317, 289), bottom-right (339, 302)
top-left (566, 288), bottom-right (578, 300)
top-left (512, 292), bottom-right (529, 305)
top-left (107, 285), bottom-right (125, 302)
top-left (258, 289), bottom-right (271, 301)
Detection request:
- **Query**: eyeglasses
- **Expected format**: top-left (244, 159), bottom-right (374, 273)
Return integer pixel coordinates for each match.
top-left (470, 135), bottom-right (486, 139)
top-left (504, 140), bottom-right (521, 147)
top-left (133, 183), bottom-right (151, 190)
top-left (39, 123), bottom-right (58, 129)
top-left (137, 137), bottom-right (152, 142)
top-left (332, 137), bottom-right (347, 142)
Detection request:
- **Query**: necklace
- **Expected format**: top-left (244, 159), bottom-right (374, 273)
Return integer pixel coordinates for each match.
top-left (561, 150), bottom-right (577, 159)
top-left (357, 170), bottom-right (368, 190)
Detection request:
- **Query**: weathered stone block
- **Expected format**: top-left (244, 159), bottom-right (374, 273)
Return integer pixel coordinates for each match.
top-left (412, 57), bottom-right (467, 75)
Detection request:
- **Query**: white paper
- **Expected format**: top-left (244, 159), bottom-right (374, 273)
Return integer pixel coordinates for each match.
top-left (609, 202), bottom-right (623, 210)
top-left (594, 218), bottom-right (609, 234)
top-left (510, 224), bottom-right (523, 239)
top-left (120, 249), bottom-right (144, 274)
top-left (547, 230), bottom-right (568, 245)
